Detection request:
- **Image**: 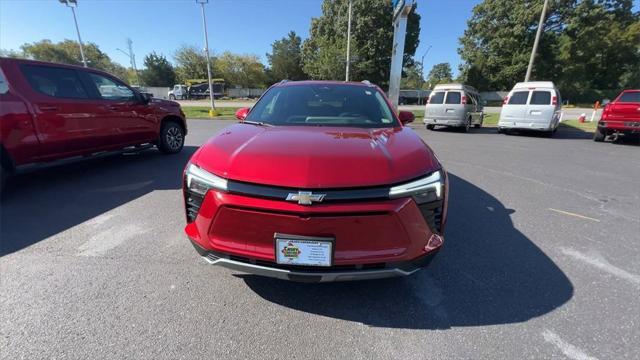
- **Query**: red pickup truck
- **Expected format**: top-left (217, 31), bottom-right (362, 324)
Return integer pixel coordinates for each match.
top-left (594, 89), bottom-right (640, 142)
top-left (0, 58), bottom-right (187, 190)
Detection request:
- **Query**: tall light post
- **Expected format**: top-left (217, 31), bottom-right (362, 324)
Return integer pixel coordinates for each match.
top-left (345, 0), bottom-right (353, 81)
top-left (196, 0), bottom-right (217, 116)
top-left (420, 45), bottom-right (432, 85)
top-left (525, 0), bottom-right (549, 82)
top-left (59, 0), bottom-right (87, 67)
top-left (116, 38), bottom-right (141, 86)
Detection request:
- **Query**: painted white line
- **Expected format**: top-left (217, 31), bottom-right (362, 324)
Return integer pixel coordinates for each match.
top-left (560, 247), bottom-right (640, 286)
top-left (548, 208), bottom-right (600, 222)
top-left (542, 329), bottom-right (598, 360)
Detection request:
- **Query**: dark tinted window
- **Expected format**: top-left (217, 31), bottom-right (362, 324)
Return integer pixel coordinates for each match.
top-left (245, 84), bottom-right (397, 128)
top-left (530, 91), bottom-right (552, 105)
top-left (22, 65), bottom-right (88, 99)
top-left (508, 91), bottom-right (529, 105)
top-left (429, 92), bottom-right (445, 104)
top-left (618, 92), bottom-right (640, 103)
top-left (445, 91), bottom-right (461, 104)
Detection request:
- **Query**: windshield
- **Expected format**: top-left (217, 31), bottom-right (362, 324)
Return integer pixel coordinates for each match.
top-left (245, 84), bottom-right (398, 128)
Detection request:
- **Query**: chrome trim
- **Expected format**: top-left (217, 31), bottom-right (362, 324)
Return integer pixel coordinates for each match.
top-left (285, 191), bottom-right (326, 205)
top-left (202, 256), bottom-right (419, 282)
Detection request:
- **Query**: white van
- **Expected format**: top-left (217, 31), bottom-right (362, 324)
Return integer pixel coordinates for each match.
top-left (498, 81), bottom-right (562, 136)
top-left (423, 84), bottom-right (484, 132)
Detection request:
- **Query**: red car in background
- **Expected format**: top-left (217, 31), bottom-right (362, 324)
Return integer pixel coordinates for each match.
top-left (183, 80), bottom-right (448, 282)
top-left (0, 58), bottom-right (187, 189)
top-left (594, 89), bottom-right (640, 142)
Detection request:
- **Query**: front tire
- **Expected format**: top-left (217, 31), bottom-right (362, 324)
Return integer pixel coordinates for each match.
top-left (169, 94), bottom-right (176, 101)
top-left (426, 124), bottom-right (435, 130)
top-left (593, 127), bottom-right (605, 142)
top-left (158, 121), bottom-right (185, 154)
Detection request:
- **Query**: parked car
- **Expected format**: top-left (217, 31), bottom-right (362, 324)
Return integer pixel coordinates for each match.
top-left (423, 84), bottom-right (483, 132)
top-left (183, 80), bottom-right (448, 282)
top-left (168, 84), bottom-right (189, 100)
top-left (0, 57), bottom-right (187, 190)
top-left (594, 89), bottom-right (640, 142)
top-left (498, 81), bottom-right (561, 136)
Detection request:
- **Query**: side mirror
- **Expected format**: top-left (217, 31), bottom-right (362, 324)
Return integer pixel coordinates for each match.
top-left (398, 110), bottom-right (415, 125)
top-left (140, 92), bottom-right (153, 104)
top-left (235, 107), bottom-right (250, 121)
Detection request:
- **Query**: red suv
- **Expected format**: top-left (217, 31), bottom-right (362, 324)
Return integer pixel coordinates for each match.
top-left (183, 80), bottom-right (448, 282)
top-left (0, 58), bottom-right (187, 189)
top-left (594, 89), bottom-right (640, 142)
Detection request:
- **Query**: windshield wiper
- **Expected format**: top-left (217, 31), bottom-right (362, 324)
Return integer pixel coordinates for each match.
top-left (242, 120), bottom-right (273, 127)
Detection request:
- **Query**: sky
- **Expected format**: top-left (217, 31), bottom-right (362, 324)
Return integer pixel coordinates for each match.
top-left (1, 0), bottom-right (495, 77)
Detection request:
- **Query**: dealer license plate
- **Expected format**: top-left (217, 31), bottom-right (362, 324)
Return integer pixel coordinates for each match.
top-left (275, 234), bottom-right (333, 267)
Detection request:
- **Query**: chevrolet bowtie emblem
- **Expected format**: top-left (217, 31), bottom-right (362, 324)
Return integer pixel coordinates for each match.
top-left (286, 191), bottom-right (326, 205)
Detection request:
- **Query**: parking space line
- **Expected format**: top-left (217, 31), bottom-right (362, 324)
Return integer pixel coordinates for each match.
top-left (542, 329), bottom-right (599, 360)
top-left (548, 208), bottom-right (600, 222)
top-left (560, 247), bottom-right (640, 286)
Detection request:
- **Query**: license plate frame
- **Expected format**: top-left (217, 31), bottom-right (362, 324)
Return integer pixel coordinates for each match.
top-left (274, 233), bottom-right (334, 267)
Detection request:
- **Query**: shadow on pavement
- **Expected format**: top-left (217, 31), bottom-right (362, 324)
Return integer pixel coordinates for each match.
top-left (241, 173), bottom-right (574, 329)
top-left (0, 147), bottom-right (197, 256)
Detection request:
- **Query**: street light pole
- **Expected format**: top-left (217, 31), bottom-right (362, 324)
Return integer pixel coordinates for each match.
top-left (116, 38), bottom-right (141, 86)
top-left (345, 0), bottom-right (353, 82)
top-left (197, 0), bottom-right (217, 116)
top-left (420, 45), bottom-right (432, 84)
top-left (59, 0), bottom-right (87, 67)
top-left (525, 0), bottom-right (549, 82)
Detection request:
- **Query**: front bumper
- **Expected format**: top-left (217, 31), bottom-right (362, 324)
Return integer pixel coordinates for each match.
top-left (184, 178), bottom-right (447, 281)
top-left (191, 239), bottom-right (438, 282)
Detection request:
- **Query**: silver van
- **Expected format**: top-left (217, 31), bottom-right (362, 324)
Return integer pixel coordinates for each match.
top-left (498, 81), bottom-right (561, 136)
top-left (423, 84), bottom-right (484, 132)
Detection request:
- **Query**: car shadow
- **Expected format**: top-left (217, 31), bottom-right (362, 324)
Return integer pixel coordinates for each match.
top-left (240, 173), bottom-right (574, 329)
top-left (0, 146), bottom-right (197, 256)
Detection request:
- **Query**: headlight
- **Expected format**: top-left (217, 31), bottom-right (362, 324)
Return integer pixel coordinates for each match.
top-left (185, 163), bottom-right (228, 195)
top-left (389, 170), bottom-right (444, 203)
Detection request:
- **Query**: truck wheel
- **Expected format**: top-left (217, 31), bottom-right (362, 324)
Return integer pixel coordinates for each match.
top-left (593, 127), bottom-right (605, 142)
top-left (169, 94), bottom-right (176, 101)
top-left (158, 121), bottom-right (185, 154)
top-left (426, 124), bottom-right (435, 130)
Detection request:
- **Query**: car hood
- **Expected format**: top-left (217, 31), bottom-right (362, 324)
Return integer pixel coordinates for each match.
top-left (193, 124), bottom-right (440, 188)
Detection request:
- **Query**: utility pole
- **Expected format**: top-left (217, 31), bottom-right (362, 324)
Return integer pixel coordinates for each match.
top-left (116, 38), bottom-right (140, 86)
top-left (420, 45), bottom-right (432, 86)
top-left (345, 0), bottom-right (353, 81)
top-left (197, 0), bottom-right (217, 116)
top-left (525, 0), bottom-right (549, 82)
top-left (59, 0), bottom-right (87, 67)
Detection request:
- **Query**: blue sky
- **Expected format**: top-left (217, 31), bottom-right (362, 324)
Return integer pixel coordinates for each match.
top-left (2, 0), bottom-right (496, 77)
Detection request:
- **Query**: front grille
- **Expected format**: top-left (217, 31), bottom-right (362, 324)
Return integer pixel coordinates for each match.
top-left (226, 180), bottom-right (390, 203)
top-left (418, 200), bottom-right (444, 234)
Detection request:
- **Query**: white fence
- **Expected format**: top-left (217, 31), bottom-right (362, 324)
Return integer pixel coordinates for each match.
top-left (139, 87), bottom-right (170, 99)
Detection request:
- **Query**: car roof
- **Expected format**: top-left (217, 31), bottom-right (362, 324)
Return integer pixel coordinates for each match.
top-left (0, 57), bottom-right (90, 71)
top-left (512, 81), bottom-right (556, 90)
top-left (432, 83), bottom-right (478, 92)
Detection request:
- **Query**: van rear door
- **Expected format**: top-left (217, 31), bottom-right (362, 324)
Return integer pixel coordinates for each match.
top-left (526, 90), bottom-right (556, 127)
top-left (501, 90), bottom-right (529, 123)
top-left (426, 91), bottom-right (446, 118)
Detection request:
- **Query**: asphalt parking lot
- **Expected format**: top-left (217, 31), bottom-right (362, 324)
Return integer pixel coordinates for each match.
top-left (1, 119), bottom-right (638, 359)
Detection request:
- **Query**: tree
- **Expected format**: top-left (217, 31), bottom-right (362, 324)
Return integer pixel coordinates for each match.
top-left (174, 45), bottom-right (213, 83)
top-left (301, 0), bottom-right (421, 88)
top-left (426, 63), bottom-right (453, 88)
top-left (457, 0), bottom-right (639, 101)
top-left (20, 39), bottom-right (129, 83)
top-left (267, 31), bottom-right (307, 83)
top-left (140, 52), bottom-right (177, 87)
top-left (215, 52), bottom-right (267, 88)
top-left (401, 62), bottom-right (425, 89)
